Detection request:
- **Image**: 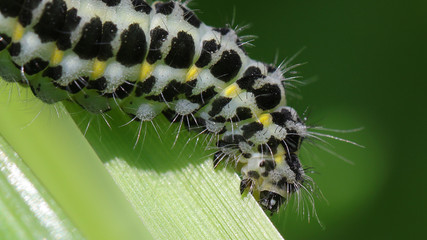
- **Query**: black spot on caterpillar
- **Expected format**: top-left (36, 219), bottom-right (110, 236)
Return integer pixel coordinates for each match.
top-left (0, 0), bottom-right (324, 214)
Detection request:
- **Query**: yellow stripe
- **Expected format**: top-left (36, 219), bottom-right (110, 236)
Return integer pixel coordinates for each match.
top-left (139, 62), bottom-right (154, 81)
top-left (274, 154), bottom-right (284, 165)
top-left (274, 147), bottom-right (286, 164)
top-left (186, 65), bottom-right (201, 82)
top-left (258, 113), bottom-right (272, 127)
top-left (91, 59), bottom-right (107, 79)
top-left (50, 48), bottom-right (64, 66)
top-left (12, 23), bottom-right (24, 41)
top-left (223, 83), bottom-right (241, 98)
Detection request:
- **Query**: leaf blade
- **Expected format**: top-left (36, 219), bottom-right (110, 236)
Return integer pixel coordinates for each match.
top-left (0, 85), bottom-right (153, 240)
top-left (66, 102), bottom-right (284, 240)
top-left (0, 135), bottom-right (84, 240)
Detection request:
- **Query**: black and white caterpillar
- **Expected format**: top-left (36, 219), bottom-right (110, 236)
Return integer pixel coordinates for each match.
top-left (0, 0), bottom-right (315, 213)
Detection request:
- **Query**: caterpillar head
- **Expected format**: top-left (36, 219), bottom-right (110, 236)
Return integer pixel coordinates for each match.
top-left (239, 107), bottom-right (308, 212)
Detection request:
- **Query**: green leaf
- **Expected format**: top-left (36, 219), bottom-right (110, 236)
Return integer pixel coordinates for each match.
top-left (0, 82), bottom-right (284, 239)
top-left (0, 86), bottom-right (153, 240)
top-left (0, 135), bottom-right (84, 240)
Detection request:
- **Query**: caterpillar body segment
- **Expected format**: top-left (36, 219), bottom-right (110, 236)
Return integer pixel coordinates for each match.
top-left (0, 0), bottom-right (310, 212)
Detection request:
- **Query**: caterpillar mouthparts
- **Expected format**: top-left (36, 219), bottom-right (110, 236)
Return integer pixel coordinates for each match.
top-left (0, 0), bottom-right (312, 213)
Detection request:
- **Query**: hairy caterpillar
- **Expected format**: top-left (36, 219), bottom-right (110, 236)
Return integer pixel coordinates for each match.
top-left (0, 0), bottom-right (316, 213)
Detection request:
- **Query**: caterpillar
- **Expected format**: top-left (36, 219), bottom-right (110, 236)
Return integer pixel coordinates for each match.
top-left (0, 0), bottom-right (314, 213)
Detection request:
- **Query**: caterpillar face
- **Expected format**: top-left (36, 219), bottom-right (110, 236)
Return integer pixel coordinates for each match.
top-left (235, 106), bottom-right (307, 212)
top-left (0, 0), bottom-right (311, 213)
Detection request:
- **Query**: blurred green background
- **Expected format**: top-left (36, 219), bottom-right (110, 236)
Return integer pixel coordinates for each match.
top-left (197, 0), bottom-right (426, 239)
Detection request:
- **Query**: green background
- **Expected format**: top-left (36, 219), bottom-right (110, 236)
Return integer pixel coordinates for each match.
top-left (197, 0), bottom-right (426, 239)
